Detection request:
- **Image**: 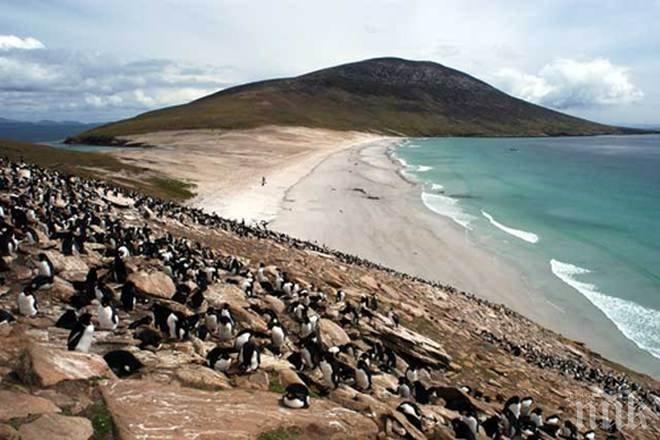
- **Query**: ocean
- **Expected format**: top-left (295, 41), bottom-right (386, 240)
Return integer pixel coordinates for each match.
top-left (394, 135), bottom-right (660, 370)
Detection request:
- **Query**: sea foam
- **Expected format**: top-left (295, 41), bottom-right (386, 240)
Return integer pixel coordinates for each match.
top-left (421, 191), bottom-right (476, 230)
top-left (550, 259), bottom-right (660, 359)
top-left (482, 210), bottom-right (539, 244)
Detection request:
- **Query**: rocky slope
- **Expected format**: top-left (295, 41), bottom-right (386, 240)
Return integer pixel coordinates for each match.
top-left (67, 58), bottom-right (642, 144)
top-left (0, 159), bottom-right (658, 439)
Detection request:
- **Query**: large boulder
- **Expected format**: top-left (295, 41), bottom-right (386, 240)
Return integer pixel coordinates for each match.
top-left (318, 318), bottom-right (351, 347)
top-left (0, 390), bottom-right (60, 421)
top-left (17, 343), bottom-right (115, 387)
top-left (128, 271), bottom-right (175, 299)
top-left (43, 251), bottom-right (89, 274)
top-left (174, 365), bottom-right (232, 391)
top-left (101, 380), bottom-right (379, 439)
top-left (18, 414), bottom-right (93, 440)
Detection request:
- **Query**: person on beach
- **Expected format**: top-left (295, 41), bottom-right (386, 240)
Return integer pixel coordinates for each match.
top-left (261, 176), bottom-right (266, 186)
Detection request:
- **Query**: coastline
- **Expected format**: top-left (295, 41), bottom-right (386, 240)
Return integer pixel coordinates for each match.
top-left (269, 138), bottom-right (660, 377)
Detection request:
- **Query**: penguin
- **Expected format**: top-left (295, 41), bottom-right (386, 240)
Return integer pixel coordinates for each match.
top-left (55, 309), bottom-right (79, 330)
top-left (97, 297), bottom-right (119, 330)
top-left (0, 309), bottom-right (15, 325)
top-left (529, 407), bottom-right (543, 429)
top-left (405, 364), bottom-right (419, 383)
top-left (451, 417), bottom-right (476, 440)
top-left (120, 281), bottom-right (137, 312)
top-left (269, 319), bottom-right (285, 355)
top-left (31, 253), bottom-right (54, 289)
top-left (103, 350), bottom-right (143, 377)
top-left (166, 311), bottom-right (187, 340)
top-left (319, 353), bottom-right (339, 389)
top-left (397, 401), bottom-right (423, 431)
top-left (18, 286), bottom-right (38, 317)
top-left (481, 413), bottom-right (503, 439)
top-left (583, 431), bottom-right (596, 440)
top-left (335, 289), bottom-right (345, 303)
top-left (67, 313), bottom-right (94, 352)
top-left (521, 396), bottom-right (534, 418)
top-left (205, 307), bottom-right (218, 334)
top-left (397, 377), bottom-right (412, 398)
top-left (239, 337), bottom-right (260, 373)
top-left (207, 346), bottom-right (233, 372)
top-left (355, 359), bottom-right (372, 391)
top-left (219, 303), bottom-right (234, 325)
top-left (541, 414), bottom-right (561, 437)
top-left (217, 315), bottom-right (234, 342)
top-left (282, 383), bottom-right (310, 409)
top-left (460, 410), bottom-right (480, 438)
top-left (234, 329), bottom-right (253, 350)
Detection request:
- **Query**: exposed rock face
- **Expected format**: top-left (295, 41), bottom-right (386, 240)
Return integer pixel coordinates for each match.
top-left (0, 390), bottom-right (60, 421)
top-left (128, 271), bottom-right (175, 299)
top-left (318, 318), bottom-right (351, 347)
top-left (43, 250), bottom-right (89, 274)
top-left (17, 343), bottom-right (115, 387)
top-left (174, 364), bottom-right (232, 391)
top-left (17, 414), bottom-right (93, 440)
top-left (101, 380), bottom-right (379, 439)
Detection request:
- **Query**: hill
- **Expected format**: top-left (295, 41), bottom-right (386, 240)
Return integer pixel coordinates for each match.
top-left (0, 118), bottom-right (102, 143)
top-left (68, 58), bottom-right (639, 144)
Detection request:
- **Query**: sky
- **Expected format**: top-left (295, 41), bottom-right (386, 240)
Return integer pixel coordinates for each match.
top-left (1, 0), bottom-right (659, 125)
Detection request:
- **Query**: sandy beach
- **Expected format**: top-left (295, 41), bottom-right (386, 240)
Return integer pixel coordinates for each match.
top-left (113, 126), bottom-right (388, 223)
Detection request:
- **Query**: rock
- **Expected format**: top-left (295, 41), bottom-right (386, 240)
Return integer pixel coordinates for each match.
top-left (18, 414), bottom-right (93, 440)
top-left (128, 271), bottom-right (175, 299)
top-left (50, 277), bottom-right (75, 301)
top-left (0, 424), bottom-right (19, 440)
top-left (101, 380), bottom-right (379, 439)
top-left (369, 323), bottom-right (452, 368)
top-left (0, 390), bottom-right (60, 421)
top-left (103, 193), bottom-right (134, 208)
top-left (175, 365), bottom-right (232, 391)
top-left (318, 318), bottom-right (351, 347)
top-left (17, 343), bottom-right (115, 387)
top-left (278, 369), bottom-right (304, 388)
top-left (44, 251), bottom-right (88, 274)
top-left (233, 370), bottom-right (270, 390)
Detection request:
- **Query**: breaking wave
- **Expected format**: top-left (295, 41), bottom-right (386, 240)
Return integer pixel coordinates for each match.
top-left (482, 210), bottom-right (539, 244)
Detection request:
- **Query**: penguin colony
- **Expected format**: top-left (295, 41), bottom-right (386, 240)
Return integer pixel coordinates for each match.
top-left (0, 157), bottom-right (658, 439)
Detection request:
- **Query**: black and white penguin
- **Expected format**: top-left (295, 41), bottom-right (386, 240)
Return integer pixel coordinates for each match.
top-left (67, 313), bottom-right (94, 352)
top-left (540, 415), bottom-right (561, 437)
top-left (238, 337), bottom-right (260, 373)
top-left (335, 289), bottom-right (345, 303)
top-left (97, 297), bottom-right (119, 330)
top-left (219, 303), bottom-right (234, 325)
top-left (269, 319), bottom-right (285, 355)
top-left (217, 315), bottom-right (234, 342)
top-left (205, 307), bottom-right (218, 334)
top-left (583, 430), bottom-right (596, 440)
top-left (319, 353), bottom-right (339, 389)
top-left (282, 383), bottom-right (310, 409)
top-left (166, 311), bottom-right (187, 340)
top-left (17, 286), bottom-right (38, 317)
top-left (0, 309), bottom-right (15, 325)
top-left (55, 309), bottom-right (79, 330)
top-left (31, 253), bottom-right (54, 289)
top-left (120, 281), bottom-right (137, 312)
top-left (207, 346), bottom-right (233, 373)
top-left (355, 359), bottom-right (372, 391)
top-left (397, 376), bottom-right (412, 399)
top-left (103, 350), bottom-right (143, 377)
top-left (529, 407), bottom-right (543, 429)
top-left (397, 401), bottom-right (423, 431)
top-left (520, 396), bottom-right (534, 418)
top-left (451, 417), bottom-right (477, 440)
top-left (405, 364), bottom-right (419, 383)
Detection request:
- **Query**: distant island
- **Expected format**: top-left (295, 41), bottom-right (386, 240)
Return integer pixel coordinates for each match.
top-left (0, 117), bottom-right (102, 143)
top-left (67, 57), bottom-right (649, 145)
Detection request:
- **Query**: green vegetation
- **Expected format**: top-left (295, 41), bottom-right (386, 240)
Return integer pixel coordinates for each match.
top-left (0, 138), bottom-right (195, 201)
top-left (85, 400), bottom-right (115, 439)
top-left (68, 57), bottom-right (640, 144)
top-left (268, 374), bottom-right (286, 394)
top-left (258, 427), bottom-right (302, 440)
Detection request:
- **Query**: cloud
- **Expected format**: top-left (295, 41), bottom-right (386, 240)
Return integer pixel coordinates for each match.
top-left (0, 35), bottom-right (45, 51)
top-left (494, 58), bottom-right (643, 109)
top-left (0, 46), bottom-right (236, 121)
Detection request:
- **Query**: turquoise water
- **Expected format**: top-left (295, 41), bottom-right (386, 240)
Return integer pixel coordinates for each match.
top-left (395, 135), bottom-right (660, 362)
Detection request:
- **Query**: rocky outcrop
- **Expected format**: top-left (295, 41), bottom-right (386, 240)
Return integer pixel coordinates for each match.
top-left (318, 318), bottom-right (351, 347)
top-left (127, 271), bottom-right (175, 299)
top-left (17, 343), bottom-right (115, 387)
top-left (0, 390), bottom-right (60, 421)
top-left (17, 414), bottom-right (93, 440)
top-left (101, 380), bottom-right (380, 439)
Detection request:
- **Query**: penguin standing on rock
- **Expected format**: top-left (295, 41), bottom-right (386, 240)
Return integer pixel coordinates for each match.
top-left (397, 401), bottom-right (423, 431)
top-left (120, 281), bottom-right (137, 312)
top-left (18, 286), bottom-right (38, 317)
top-left (207, 346), bottom-right (233, 372)
top-left (239, 335), bottom-right (260, 373)
top-left (282, 383), bottom-right (310, 409)
top-left (269, 319), bottom-right (285, 355)
top-left (31, 253), bottom-right (54, 289)
top-left (67, 313), bottom-right (94, 352)
top-left (97, 297), bottom-right (119, 330)
top-left (355, 359), bottom-right (372, 391)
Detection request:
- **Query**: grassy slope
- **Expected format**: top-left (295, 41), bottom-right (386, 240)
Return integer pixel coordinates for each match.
top-left (0, 138), bottom-right (194, 201)
top-left (69, 58), bottom-right (636, 142)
